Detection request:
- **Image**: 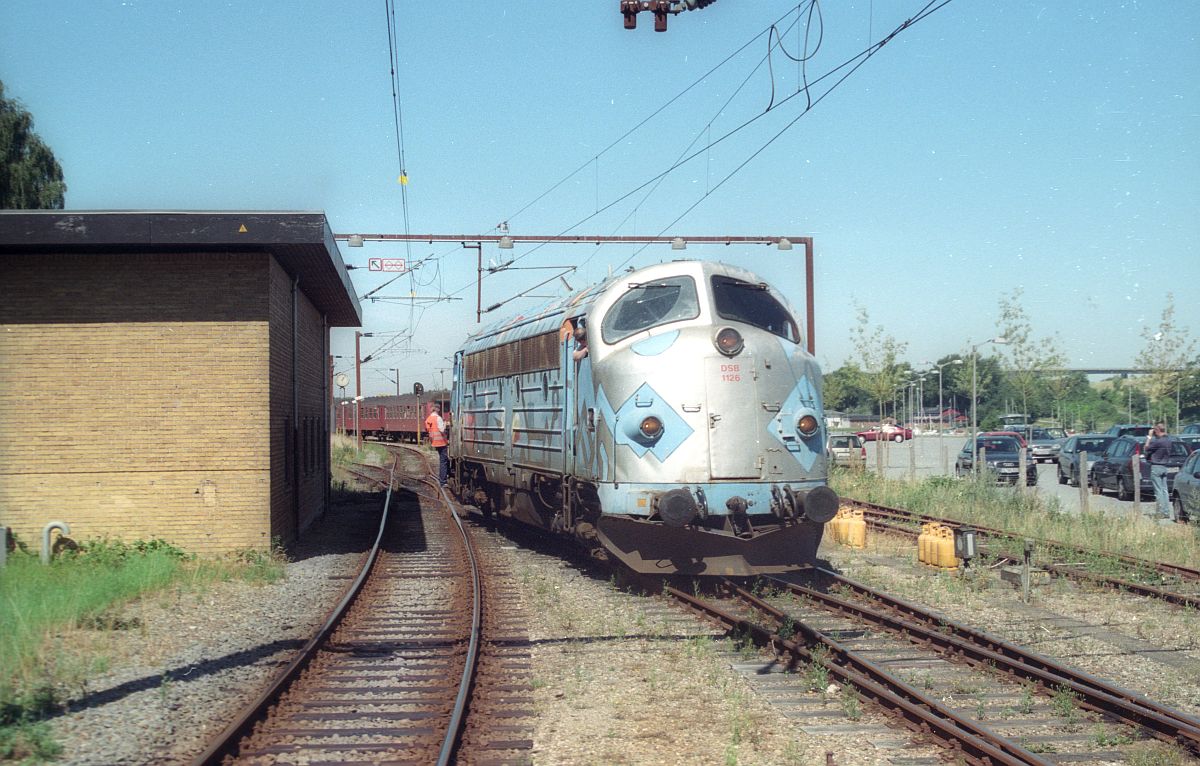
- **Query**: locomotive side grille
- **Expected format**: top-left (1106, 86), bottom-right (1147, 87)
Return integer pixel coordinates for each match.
top-left (465, 330), bottom-right (560, 382)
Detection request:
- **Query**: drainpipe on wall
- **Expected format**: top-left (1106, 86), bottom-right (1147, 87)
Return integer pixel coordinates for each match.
top-left (41, 521), bottom-right (71, 565)
top-left (292, 275), bottom-right (301, 539)
top-left (323, 317), bottom-right (331, 520)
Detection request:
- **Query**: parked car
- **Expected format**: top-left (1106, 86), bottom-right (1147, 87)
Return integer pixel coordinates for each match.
top-left (955, 436), bottom-right (1038, 486)
top-left (981, 430), bottom-right (1028, 447)
top-left (1104, 423), bottom-right (1153, 438)
top-left (1056, 434), bottom-right (1115, 486)
top-left (856, 424), bottom-right (913, 443)
top-left (1178, 424), bottom-right (1200, 453)
top-left (1089, 435), bottom-right (1190, 500)
top-left (1171, 450), bottom-right (1200, 522)
top-left (1024, 426), bottom-right (1068, 463)
top-left (827, 433), bottom-right (866, 466)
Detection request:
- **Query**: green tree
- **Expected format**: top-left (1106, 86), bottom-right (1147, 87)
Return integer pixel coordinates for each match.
top-left (1042, 370), bottom-right (1089, 426)
top-left (822, 363), bottom-right (870, 413)
top-left (850, 306), bottom-right (908, 426)
top-left (996, 288), bottom-right (1066, 420)
top-left (1, 80), bottom-right (66, 209)
top-left (962, 353), bottom-right (1008, 429)
top-left (1135, 293), bottom-right (1197, 426)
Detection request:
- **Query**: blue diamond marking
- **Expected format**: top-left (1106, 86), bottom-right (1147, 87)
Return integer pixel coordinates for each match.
top-left (614, 382), bottom-right (694, 461)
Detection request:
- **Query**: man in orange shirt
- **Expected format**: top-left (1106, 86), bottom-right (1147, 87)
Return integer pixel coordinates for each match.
top-left (425, 404), bottom-right (449, 486)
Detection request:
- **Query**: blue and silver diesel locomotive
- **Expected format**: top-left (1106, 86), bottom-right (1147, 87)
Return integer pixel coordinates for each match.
top-left (447, 259), bottom-right (837, 576)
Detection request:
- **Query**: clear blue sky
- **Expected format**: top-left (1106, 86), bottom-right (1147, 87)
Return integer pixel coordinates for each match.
top-left (3, 1), bottom-right (1197, 395)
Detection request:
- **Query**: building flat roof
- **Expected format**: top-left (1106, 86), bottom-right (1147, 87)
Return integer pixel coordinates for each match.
top-left (0, 210), bottom-right (361, 326)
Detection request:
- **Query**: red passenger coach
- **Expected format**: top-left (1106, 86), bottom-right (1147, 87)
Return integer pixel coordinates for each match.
top-left (341, 391), bottom-right (451, 443)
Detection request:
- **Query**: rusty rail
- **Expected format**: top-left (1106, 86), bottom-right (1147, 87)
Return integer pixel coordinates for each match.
top-left (192, 458), bottom-right (399, 765)
top-left (664, 585), bottom-right (1042, 765)
top-left (785, 570), bottom-right (1200, 755)
top-left (846, 497), bottom-right (1200, 606)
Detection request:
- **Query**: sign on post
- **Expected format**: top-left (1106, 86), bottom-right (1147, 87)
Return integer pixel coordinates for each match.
top-left (368, 258), bottom-right (407, 272)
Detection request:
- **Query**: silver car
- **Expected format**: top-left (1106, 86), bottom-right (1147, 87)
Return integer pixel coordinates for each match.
top-left (827, 433), bottom-right (865, 467)
top-left (1056, 434), bottom-right (1114, 487)
top-left (1172, 450), bottom-right (1200, 523)
top-left (1026, 427), bottom-right (1067, 463)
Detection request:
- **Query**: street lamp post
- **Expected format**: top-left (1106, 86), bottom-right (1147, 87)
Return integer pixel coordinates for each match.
top-left (1179, 374), bottom-right (1193, 431)
top-left (355, 331), bottom-right (362, 451)
top-left (337, 384), bottom-right (346, 434)
top-left (932, 359), bottom-right (964, 473)
top-left (908, 379), bottom-right (919, 428)
top-left (971, 338), bottom-right (1008, 473)
top-left (915, 373), bottom-right (927, 430)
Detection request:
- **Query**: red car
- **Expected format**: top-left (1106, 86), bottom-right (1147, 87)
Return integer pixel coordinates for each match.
top-left (856, 424), bottom-right (913, 443)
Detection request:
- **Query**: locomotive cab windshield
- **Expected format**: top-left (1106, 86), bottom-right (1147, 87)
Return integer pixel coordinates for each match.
top-left (600, 275), bottom-right (700, 344)
top-left (711, 275), bottom-right (799, 344)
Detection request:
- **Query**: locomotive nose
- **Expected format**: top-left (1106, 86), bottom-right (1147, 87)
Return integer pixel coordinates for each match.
top-left (656, 488), bottom-right (698, 527)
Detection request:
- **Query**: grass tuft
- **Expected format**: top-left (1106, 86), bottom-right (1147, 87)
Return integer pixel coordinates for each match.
top-left (0, 535), bottom-right (289, 754)
top-left (831, 467), bottom-right (1199, 569)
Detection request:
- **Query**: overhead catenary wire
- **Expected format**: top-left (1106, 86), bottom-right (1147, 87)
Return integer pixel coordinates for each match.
top-left (581, 6), bottom-right (818, 276)
top-left (384, 0), bottom-right (413, 252)
top-left (444, 3), bottom-right (819, 304)
top-left (613, 0), bottom-right (954, 273)
top-left (499, 3), bottom-right (806, 228)
top-left (374, 3), bottom-right (820, 319)
top-left (463, 0), bottom-right (956, 302)
top-left (363, 0), bottom-right (954, 353)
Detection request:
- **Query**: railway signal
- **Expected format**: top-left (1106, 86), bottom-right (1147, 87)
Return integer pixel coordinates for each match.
top-left (620, 0), bottom-right (717, 32)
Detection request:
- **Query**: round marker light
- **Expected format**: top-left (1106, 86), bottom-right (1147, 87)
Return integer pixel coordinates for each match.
top-left (715, 327), bottom-right (743, 356)
top-left (639, 416), bottom-right (663, 440)
top-left (796, 414), bottom-right (819, 437)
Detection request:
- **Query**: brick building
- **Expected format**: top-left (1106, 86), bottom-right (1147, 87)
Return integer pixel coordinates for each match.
top-left (0, 211), bottom-right (361, 554)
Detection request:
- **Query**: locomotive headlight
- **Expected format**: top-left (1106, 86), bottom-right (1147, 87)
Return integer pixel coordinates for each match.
top-left (714, 327), bottom-right (744, 356)
top-left (639, 416), bottom-right (663, 440)
top-left (796, 414), bottom-right (819, 437)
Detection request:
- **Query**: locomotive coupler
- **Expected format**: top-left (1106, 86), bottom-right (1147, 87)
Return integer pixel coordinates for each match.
top-left (726, 496), bottom-right (754, 538)
top-left (769, 485), bottom-right (788, 520)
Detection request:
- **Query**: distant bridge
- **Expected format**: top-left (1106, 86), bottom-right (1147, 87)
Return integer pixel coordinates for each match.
top-left (1058, 368), bottom-right (1188, 376)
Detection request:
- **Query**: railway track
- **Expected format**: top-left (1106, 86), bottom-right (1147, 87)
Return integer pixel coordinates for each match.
top-left (845, 497), bottom-right (1200, 609)
top-left (194, 447), bottom-right (535, 765)
top-left (664, 570), bottom-right (1200, 765)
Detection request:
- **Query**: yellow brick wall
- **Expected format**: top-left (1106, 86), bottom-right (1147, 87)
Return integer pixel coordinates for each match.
top-left (0, 251), bottom-right (331, 555)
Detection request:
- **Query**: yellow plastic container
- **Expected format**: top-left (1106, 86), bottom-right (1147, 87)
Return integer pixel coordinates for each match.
top-left (918, 522), bottom-right (937, 565)
top-left (843, 508), bottom-right (866, 548)
top-left (937, 526), bottom-right (956, 568)
top-left (828, 506), bottom-right (851, 544)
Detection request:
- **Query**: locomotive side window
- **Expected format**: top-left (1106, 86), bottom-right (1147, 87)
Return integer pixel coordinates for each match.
top-left (600, 275), bottom-right (699, 344)
top-left (711, 275), bottom-right (799, 343)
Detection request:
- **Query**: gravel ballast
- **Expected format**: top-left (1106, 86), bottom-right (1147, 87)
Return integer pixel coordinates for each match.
top-left (39, 494), bottom-right (1200, 765)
